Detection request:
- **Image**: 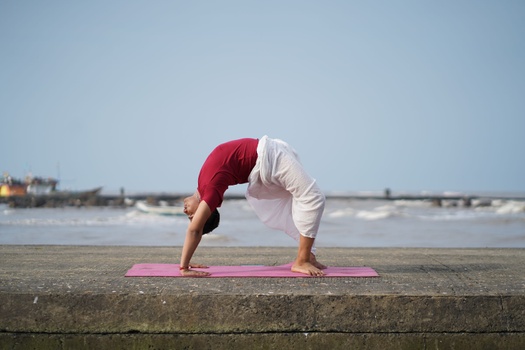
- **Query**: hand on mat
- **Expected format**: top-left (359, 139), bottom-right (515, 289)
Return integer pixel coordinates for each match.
top-left (180, 268), bottom-right (210, 277)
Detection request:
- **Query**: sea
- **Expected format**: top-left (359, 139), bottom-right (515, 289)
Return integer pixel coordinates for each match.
top-left (1, 193), bottom-right (524, 248)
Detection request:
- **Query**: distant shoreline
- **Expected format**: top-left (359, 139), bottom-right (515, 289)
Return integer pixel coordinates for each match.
top-left (1, 190), bottom-right (524, 209)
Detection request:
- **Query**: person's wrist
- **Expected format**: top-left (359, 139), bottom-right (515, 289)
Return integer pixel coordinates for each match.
top-left (179, 266), bottom-right (189, 271)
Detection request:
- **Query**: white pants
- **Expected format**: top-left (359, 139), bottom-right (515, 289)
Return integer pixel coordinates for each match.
top-left (245, 136), bottom-right (325, 247)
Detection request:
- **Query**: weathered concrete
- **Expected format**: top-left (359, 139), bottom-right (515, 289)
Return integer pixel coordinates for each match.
top-left (1, 246), bottom-right (524, 349)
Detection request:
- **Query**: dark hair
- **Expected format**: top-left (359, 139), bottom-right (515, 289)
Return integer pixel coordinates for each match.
top-left (203, 209), bottom-right (220, 234)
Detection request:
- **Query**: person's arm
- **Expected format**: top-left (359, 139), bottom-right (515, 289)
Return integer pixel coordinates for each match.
top-left (180, 200), bottom-right (212, 277)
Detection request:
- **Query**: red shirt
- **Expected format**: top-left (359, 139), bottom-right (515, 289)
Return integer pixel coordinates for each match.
top-left (198, 138), bottom-right (258, 211)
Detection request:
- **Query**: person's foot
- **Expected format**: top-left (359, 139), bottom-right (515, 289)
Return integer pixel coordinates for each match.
top-left (310, 253), bottom-right (327, 270)
top-left (291, 261), bottom-right (325, 276)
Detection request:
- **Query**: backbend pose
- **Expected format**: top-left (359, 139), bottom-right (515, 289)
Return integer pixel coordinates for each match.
top-left (180, 135), bottom-right (326, 277)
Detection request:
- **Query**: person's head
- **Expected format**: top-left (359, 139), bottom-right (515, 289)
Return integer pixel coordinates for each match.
top-left (183, 194), bottom-right (220, 234)
top-left (183, 195), bottom-right (199, 220)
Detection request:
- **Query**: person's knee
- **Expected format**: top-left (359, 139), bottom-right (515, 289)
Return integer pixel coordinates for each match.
top-left (313, 190), bottom-right (326, 211)
top-left (319, 191), bottom-right (326, 206)
top-left (299, 232), bottom-right (317, 239)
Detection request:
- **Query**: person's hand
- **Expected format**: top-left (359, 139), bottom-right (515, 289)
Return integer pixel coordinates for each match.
top-left (180, 268), bottom-right (210, 277)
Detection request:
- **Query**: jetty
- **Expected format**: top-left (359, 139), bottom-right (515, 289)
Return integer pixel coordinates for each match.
top-left (2, 190), bottom-right (524, 209)
top-left (1, 245), bottom-right (524, 349)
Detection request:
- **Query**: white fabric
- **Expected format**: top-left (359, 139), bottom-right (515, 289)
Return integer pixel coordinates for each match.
top-left (245, 136), bottom-right (325, 245)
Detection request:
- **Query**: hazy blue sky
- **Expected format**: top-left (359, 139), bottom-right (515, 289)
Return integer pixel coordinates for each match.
top-left (2, 1), bottom-right (524, 194)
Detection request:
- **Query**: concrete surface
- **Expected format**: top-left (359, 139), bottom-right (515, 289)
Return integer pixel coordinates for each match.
top-left (1, 245), bottom-right (524, 349)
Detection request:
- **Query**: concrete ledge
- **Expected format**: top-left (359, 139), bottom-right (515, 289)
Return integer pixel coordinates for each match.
top-left (1, 246), bottom-right (524, 349)
top-left (2, 333), bottom-right (525, 350)
top-left (2, 294), bottom-right (524, 334)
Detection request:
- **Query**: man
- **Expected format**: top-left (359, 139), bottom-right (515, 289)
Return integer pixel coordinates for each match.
top-left (180, 136), bottom-right (326, 276)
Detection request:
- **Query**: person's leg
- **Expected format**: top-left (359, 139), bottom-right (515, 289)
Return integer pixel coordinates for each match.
top-left (248, 137), bottom-right (326, 274)
top-left (274, 156), bottom-right (326, 274)
top-left (291, 235), bottom-right (325, 276)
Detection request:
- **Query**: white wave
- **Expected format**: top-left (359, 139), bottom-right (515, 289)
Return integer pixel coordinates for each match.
top-left (327, 205), bottom-right (400, 221)
top-left (201, 233), bottom-right (235, 243)
top-left (356, 204), bottom-right (401, 220)
top-left (495, 201), bottom-right (525, 214)
top-left (328, 208), bottom-right (356, 218)
top-left (356, 210), bottom-right (393, 220)
top-left (2, 208), bottom-right (15, 215)
top-left (394, 200), bottom-right (433, 208)
top-left (491, 199), bottom-right (506, 207)
top-left (472, 200), bottom-right (525, 215)
top-left (0, 208), bottom-right (186, 227)
top-left (415, 210), bottom-right (489, 221)
top-left (471, 199), bottom-right (494, 208)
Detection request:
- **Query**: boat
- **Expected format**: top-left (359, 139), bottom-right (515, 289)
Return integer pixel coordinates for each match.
top-left (1, 172), bottom-right (58, 197)
top-left (135, 200), bottom-right (185, 216)
top-left (0, 183), bottom-right (26, 197)
top-left (26, 177), bottom-right (58, 195)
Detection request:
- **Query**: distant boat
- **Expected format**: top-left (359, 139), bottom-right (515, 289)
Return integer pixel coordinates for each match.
top-left (0, 183), bottom-right (26, 197)
top-left (135, 200), bottom-right (185, 216)
top-left (1, 172), bottom-right (58, 197)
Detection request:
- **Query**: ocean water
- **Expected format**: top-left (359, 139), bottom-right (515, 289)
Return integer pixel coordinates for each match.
top-left (1, 197), bottom-right (524, 248)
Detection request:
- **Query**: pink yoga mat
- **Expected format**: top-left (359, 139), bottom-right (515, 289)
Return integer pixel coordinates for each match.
top-left (125, 263), bottom-right (378, 278)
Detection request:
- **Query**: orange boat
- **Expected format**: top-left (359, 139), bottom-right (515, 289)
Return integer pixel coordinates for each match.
top-left (0, 183), bottom-right (27, 197)
top-left (1, 172), bottom-right (58, 197)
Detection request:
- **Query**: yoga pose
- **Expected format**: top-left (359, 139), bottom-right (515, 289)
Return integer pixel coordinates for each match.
top-left (180, 136), bottom-right (326, 276)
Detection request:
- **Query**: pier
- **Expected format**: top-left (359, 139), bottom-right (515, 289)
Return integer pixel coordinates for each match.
top-left (1, 245), bottom-right (524, 349)
top-left (2, 190), bottom-right (524, 209)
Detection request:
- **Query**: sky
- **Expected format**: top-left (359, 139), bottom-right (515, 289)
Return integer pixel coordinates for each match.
top-left (1, 1), bottom-right (524, 195)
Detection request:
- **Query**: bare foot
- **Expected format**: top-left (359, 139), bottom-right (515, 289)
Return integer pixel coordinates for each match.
top-left (291, 261), bottom-right (325, 276)
top-left (180, 269), bottom-right (210, 277)
top-left (310, 253), bottom-right (327, 270)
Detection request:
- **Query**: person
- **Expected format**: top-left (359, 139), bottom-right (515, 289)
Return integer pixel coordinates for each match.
top-left (180, 135), bottom-right (326, 277)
